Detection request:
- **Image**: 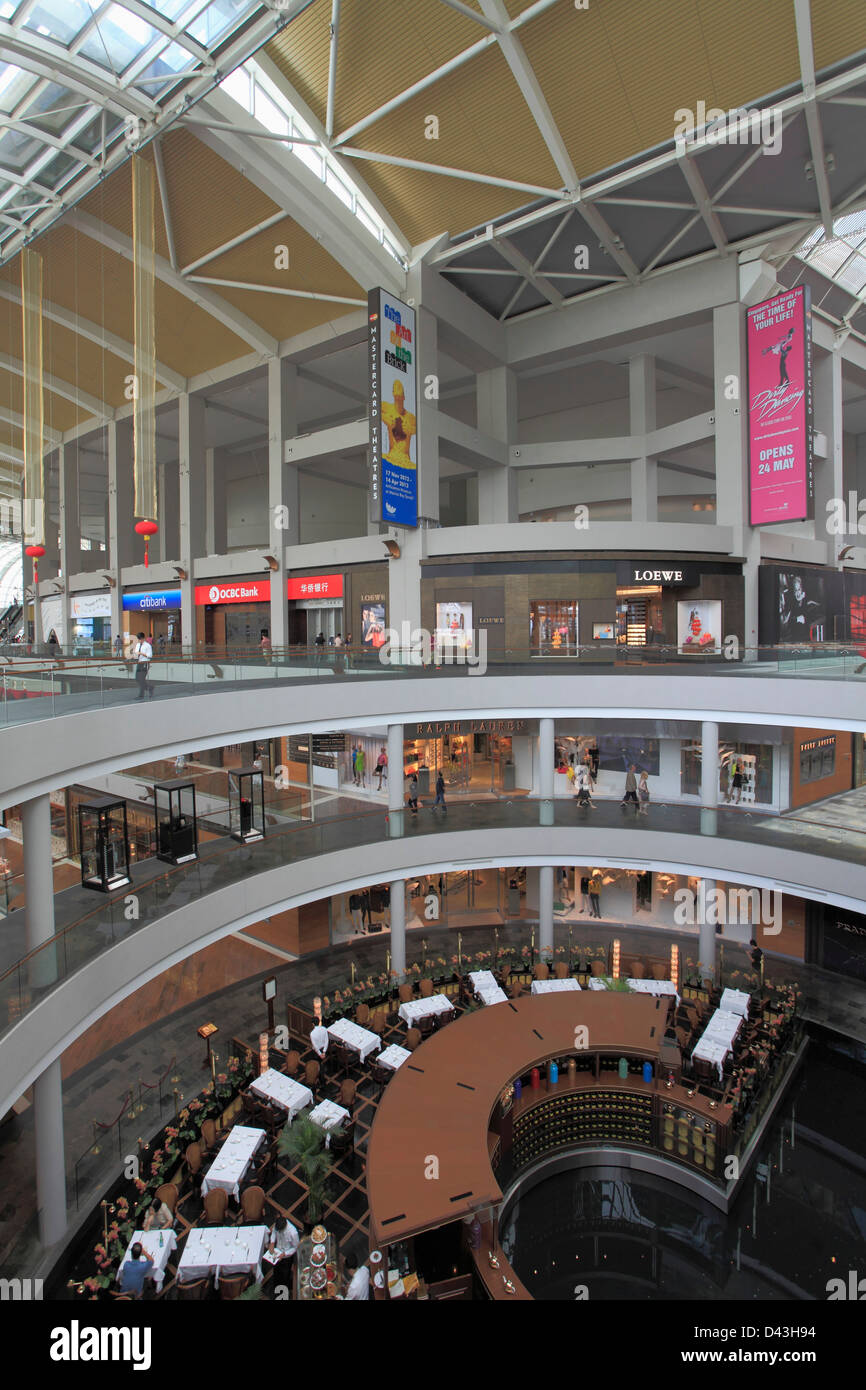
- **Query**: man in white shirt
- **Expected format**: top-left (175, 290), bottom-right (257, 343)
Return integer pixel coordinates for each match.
top-left (133, 631), bottom-right (155, 700)
top-left (310, 1019), bottom-right (329, 1080)
top-left (344, 1254), bottom-right (370, 1300)
top-left (268, 1216), bottom-right (300, 1294)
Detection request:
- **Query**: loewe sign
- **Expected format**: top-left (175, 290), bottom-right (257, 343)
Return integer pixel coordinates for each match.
top-left (628, 564), bottom-right (697, 587)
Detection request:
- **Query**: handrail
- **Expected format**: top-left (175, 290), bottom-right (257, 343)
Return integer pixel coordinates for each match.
top-left (0, 795), bottom-right (864, 1046)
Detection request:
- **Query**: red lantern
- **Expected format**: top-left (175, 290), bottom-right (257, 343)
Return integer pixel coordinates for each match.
top-left (25, 543), bottom-right (46, 585)
top-left (134, 519), bottom-right (158, 568)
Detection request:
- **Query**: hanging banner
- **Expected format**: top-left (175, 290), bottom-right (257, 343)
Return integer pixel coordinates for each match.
top-left (747, 286), bottom-right (813, 525)
top-left (368, 287), bottom-right (418, 528)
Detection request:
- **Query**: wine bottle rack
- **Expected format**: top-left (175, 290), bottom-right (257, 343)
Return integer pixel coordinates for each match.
top-left (510, 1091), bottom-right (653, 1171)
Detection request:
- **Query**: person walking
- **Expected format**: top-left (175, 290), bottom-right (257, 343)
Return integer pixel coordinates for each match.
top-left (728, 759), bottom-right (743, 804)
top-left (575, 763), bottom-right (595, 809)
top-left (356, 745), bottom-right (365, 786)
top-left (375, 746), bottom-right (387, 790)
top-left (620, 764), bottom-right (639, 811)
top-left (588, 871), bottom-right (602, 919)
top-left (579, 873), bottom-right (591, 914)
top-left (349, 891), bottom-right (365, 935)
top-left (133, 631), bottom-right (154, 700)
top-left (433, 770), bottom-right (447, 813)
top-left (637, 770), bottom-right (650, 816)
top-left (407, 772), bottom-right (419, 816)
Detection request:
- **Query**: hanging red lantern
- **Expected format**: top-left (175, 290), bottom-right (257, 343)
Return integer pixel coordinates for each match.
top-left (134, 519), bottom-right (158, 568)
top-left (25, 543), bottom-right (46, 585)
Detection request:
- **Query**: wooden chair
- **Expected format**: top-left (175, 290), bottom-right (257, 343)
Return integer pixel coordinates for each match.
top-left (241, 1092), bottom-right (262, 1122)
top-left (405, 1027), bottom-right (422, 1052)
top-left (185, 1142), bottom-right (203, 1177)
top-left (370, 1061), bottom-right (391, 1097)
top-left (553, 962), bottom-right (569, 979)
top-left (355, 1002), bottom-right (370, 1026)
top-left (332, 1042), bottom-right (354, 1080)
top-left (398, 983), bottom-right (413, 1004)
top-left (329, 1120), bottom-right (355, 1161)
top-left (238, 1184), bottom-right (266, 1224)
top-left (651, 963), bottom-right (668, 981)
top-left (201, 1187), bottom-right (228, 1225)
top-left (155, 1182), bottom-right (179, 1216)
top-left (418, 1012), bottom-right (436, 1038)
top-left (284, 1049), bottom-right (301, 1078)
top-left (419, 978), bottom-right (434, 997)
top-left (304, 1059), bottom-right (320, 1090)
top-left (200, 1118), bottom-right (219, 1152)
top-left (176, 1276), bottom-right (211, 1301)
top-left (590, 960), bottom-right (606, 977)
top-left (248, 1150), bottom-right (272, 1188)
top-left (219, 1273), bottom-right (250, 1300)
top-left (533, 962), bottom-right (550, 981)
top-left (370, 1012), bottom-right (386, 1036)
top-left (629, 960), bottom-right (646, 979)
top-left (508, 981), bottom-right (526, 1000)
top-left (434, 1005), bottom-right (453, 1030)
top-left (338, 1078), bottom-right (357, 1111)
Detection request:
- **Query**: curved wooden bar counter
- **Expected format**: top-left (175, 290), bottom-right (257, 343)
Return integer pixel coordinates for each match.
top-left (366, 992), bottom-right (735, 1300)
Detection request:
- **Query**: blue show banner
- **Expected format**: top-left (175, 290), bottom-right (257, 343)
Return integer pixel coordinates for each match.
top-left (122, 589), bottom-right (182, 611)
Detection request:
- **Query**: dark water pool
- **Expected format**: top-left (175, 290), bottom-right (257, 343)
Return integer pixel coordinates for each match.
top-left (500, 1031), bottom-right (866, 1300)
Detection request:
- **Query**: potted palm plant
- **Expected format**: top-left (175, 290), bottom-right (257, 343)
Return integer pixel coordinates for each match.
top-left (277, 1116), bottom-right (333, 1226)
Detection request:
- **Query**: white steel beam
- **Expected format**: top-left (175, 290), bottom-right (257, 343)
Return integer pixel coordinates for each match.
top-left (340, 146), bottom-right (564, 199)
top-left (677, 153), bottom-right (728, 255)
top-left (180, 212), bottom-right (288, 276)
top-left (793, 0), bottom-right (834, 236)
top-left (187, 276), bottom-right (366, 307)
top-left (152, 137), bottom-right (178, 273)
top-left (326, 0), bottom-right (341, 139)
top-left (68, 210), bottom-right (279, 357)
top-left (494, 236), bottom-right (563, 307)
top-left (284, 418), bottom-right (366, 464)
top-left (0, 353), bottom-right (113, 420)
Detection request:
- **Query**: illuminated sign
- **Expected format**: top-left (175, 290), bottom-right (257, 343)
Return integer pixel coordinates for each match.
top-left (194, 580), bottom-right (270, 605)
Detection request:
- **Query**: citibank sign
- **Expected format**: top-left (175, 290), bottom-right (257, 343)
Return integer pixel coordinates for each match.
top-left (194, 580), bottom-right (270, 605)
top-left (123, 589), bottom-right (181, 611)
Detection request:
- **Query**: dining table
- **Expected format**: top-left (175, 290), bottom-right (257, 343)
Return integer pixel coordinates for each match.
top-left (378, 1043), bottom-right (412, 1071)
top-left (531, 978), bottom-right (582, 994)
top-left (692, 1009), bottom-right (743, 1081)
top-left (626, 978), bottom-right (680, 1004)
top-left (176, 1225), bottom-right (268, 1288)
top-left (117, 1229), bottom-right (177, 1291)
top-left (328, 1016), bottom-right (382, 1062)
top-left (249, 1068), bottom-right (313, 1120)
top-left (200, 1125), bottom-right (266, 1200)
top-left (719, 987), bottom-right (750, 1018)
top-left (398, 994), bottom-right (454, 1025)
top-left (308, 1099), bottom-right (351, 1148)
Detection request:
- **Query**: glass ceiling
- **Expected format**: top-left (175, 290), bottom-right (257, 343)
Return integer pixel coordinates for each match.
top-left (796, 208), bottom-right (866, 301)
top-left (0, 0), bottom-right (271, 261)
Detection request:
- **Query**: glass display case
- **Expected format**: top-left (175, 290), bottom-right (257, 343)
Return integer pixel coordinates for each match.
top-left (295, 1228), bottom-right (344, 1301)
top-left (78, 796), bottom-right (131, 893)
top-left (227, 765), bottom-right (265, 843)
top-left (153, 780), bottom-right (198, 865)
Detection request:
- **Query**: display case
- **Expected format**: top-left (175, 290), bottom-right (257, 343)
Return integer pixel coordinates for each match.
top-left (78, 796), bottom-right (131, 893)
top-left (295, 1228), bottom-right (344, 1300)
top-left (227, 765), bottom-right (265, 843)
top-left (153, 780), bottom-right (198, 865)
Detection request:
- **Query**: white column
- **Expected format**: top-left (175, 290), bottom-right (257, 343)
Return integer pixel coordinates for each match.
top-left (34, 1059), bottom-right (67, 1249)
top-left (477, 366), bottom-right (518, 523)
top-left (697, 877), bottom-right (717, 986)
top-left (23, 793), bottom-right (56, 988)
top-left (415, 302), bottom-right (440, 524)
top-left (390, 877), bottom-right (406, 976)
top-left (269, 357), bottom-right (300, 650)
top-left (178, 393), bottom-right (206, 651)
top-left (713, 303), bottom-right (759, 657)
top-left (539, 865), bottom-right (554, 961)
top-left (539, 717), bottom-right (554, 826)
top-left (629, 355), bottom-right (658, 523)
top-left (813, 349), bottom-right (844, 570)
top-left (701, 720), bottom-right (719, 836)
top-left (387, 722), bottom-right (404, 838)
top-left (385, 525), bottom-right (424, 661)
top-left (58, 442), bottom-right (80, 584)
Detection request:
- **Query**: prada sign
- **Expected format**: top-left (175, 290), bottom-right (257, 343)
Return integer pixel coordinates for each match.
top-left (622, 563), bottom-right (697, 588)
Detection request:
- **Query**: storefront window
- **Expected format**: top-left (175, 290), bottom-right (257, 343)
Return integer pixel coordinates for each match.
top-left (681, 742), bottom-right (773, 803)
top-left (799, 738), bottom-right (836, 784)
top-left (530, 600), bottom-right (578, 656)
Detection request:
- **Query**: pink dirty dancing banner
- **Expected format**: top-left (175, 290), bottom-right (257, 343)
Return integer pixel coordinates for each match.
top-left (747, 286), bottom-right (813, 526)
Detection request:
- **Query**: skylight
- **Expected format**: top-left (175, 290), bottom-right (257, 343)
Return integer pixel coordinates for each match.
top-left (796, 208), bottom-right (866, 300)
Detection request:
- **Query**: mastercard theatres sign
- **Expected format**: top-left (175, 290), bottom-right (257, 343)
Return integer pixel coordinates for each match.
top-left (194, 580), bottom-right (271, 605)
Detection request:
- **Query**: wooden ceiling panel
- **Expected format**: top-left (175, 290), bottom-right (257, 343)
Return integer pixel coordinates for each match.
top-left (694, 0), bottom-right (801, 115)
top-left (811, 0), bottom-right (866, 71)
top-left (203, 283), bottom-right (352, 343)
top-left (206, 214), bottom-right (362, 298)
top-left (78, 147), bottom-right (171, 263)
top-left (358, 159), bottom-right (535, 246)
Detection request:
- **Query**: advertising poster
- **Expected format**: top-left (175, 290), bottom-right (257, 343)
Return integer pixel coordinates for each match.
top-left (435, 601), bottom-right (473, 650)
top-left (592, 621), bottom-right (615, 640)
top-left (361, 602), bottom-right (387, 648)
top-left (747, 286), bottom-right (813, 525)
top-left (677, 599), bottom-right (721, 652)
top-left (368, 287), bottom-right (418, 527)
top-left (777, 570), bottom-right (827, 643)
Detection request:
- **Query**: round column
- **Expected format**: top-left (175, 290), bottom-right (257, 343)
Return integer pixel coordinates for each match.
top-left (22, 793), bottom-right (57, 989)
top-left (539, 865), bottom-right (554, 961)
top-left (701, 720), bottom-right (719, 836)
top-left (698, 877), bottom-right (717, 986)
top-left (387, 722), bottom-right (404, 838)
top-left (34, 1059), bottom-right (67, 1248)
top-left (539, 717), bottom-right (554, 827)
top-left (390, 877), bottom-right (406, 976)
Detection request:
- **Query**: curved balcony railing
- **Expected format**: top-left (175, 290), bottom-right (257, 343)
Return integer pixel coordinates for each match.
top-left (1, 796), bottom-right (864, 1045)
top-left (1, 641), bottom-right (865, 727)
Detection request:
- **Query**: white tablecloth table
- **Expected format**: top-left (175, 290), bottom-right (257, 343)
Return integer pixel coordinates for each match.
top-left (328, 1017), bottom-right (381, 1062)
top-left (249, 1069), bottom-right (313, 1119)
top-left (692, 1009), bottom-right (742, 1080)
top-left (177, 1225), bottom-right (268, 1288)
top-left (626, 978), bottom-right (680, 1004)
top-left (719, 988), bottom-right (750, 1018)
top-left (118, 1229), bottom-right (177, 1291)
top-left (200, 1125), bottom-right (265, 1200)
top-left (469, 970), bottom-right (498, 994)
top-left (587, 977), bottom-right (608, 990)
top-left (308, 1099), bottom-right (351, 1147)
top-left (531, 978), bottom-right (581, 994)
top-left (398, 994), bottom-right (454, 1025)
top-left (477, 984), bottom-right (508, 1005)
top-left (378, 1044), bottom-right (411, 1071)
